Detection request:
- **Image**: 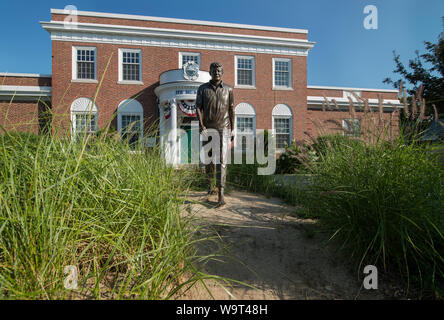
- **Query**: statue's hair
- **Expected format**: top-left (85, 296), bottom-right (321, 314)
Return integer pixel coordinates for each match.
top-left (209, 62), bottom-right (223, 73)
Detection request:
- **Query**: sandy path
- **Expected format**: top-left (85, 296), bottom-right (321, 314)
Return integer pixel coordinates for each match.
top-left (177, 190), bottom-right (387, 300)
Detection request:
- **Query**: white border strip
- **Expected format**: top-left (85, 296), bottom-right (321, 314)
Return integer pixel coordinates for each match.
top-left (308, 85), bottom-right (398, 93)
top-left (0, 72), bottom-right (51, 78)
top-left (50, 8), bottom-right (309, 34)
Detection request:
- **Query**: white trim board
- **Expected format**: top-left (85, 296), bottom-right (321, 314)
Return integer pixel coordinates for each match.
top-left (40, 21), bottom-right (315, 57)
top-left (50, 8), bottom-right (309, 34)
top-left (0, 85), bottom-right (52, 101)
top-left (308, 85), bottom-right (398, 93)
top-left (0, 72), bottom-right (51, 78)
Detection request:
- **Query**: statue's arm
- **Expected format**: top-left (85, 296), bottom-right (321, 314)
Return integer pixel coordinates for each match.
top-left (196, 87), bottom-right (205, 130)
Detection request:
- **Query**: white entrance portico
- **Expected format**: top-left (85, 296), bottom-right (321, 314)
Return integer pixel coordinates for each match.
top-left (154, 62), bottom-right (210, 166)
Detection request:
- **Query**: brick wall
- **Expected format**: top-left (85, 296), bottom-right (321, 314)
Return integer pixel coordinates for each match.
top-left (51, 13), bottom-right (308, 40)
top-left (51, 39), bottom-right (308, 138)
top-left (0, 100), bottom-right (49, 134)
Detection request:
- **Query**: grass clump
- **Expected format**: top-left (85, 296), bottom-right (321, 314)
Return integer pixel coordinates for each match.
top-left (303, 136), bottom-right (444, 297)
top-left (0, 130), bottom-right (204, 299)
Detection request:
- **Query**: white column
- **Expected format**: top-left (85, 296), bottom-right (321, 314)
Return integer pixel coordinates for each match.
top-left (169, 98), bottom-right (179, 166)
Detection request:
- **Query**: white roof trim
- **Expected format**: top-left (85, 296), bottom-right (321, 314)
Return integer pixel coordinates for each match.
top-left (41, 21), bottom-right (315, 49)
top-left (50, 8), bottom-right (309, 34)
top-left (41, 21), bottom-right (314, 56)
top-left (0, 72), bottom-right (51, 78)
top-left (0, 86), bottom-right (51, 101)
top-left (308, 85), bottom-right (398, 93)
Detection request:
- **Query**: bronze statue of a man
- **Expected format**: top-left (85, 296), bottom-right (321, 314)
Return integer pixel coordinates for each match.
top-left (196, 62), bottom-right (234, 207)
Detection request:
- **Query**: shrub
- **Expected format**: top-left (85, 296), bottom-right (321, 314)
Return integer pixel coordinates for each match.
top-left (0, 131), bottom-right (206, 299)
top-left (305, 135), bottom-right (444, 296)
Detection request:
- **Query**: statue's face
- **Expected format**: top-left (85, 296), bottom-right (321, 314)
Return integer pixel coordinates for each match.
top-left (210, 66), bottom-right (223, 82)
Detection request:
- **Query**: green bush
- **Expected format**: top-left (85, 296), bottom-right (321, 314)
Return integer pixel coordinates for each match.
top-left (0, 131), bottom-right (206, 299)
top-left (305, 134), bottom-right (444, 296)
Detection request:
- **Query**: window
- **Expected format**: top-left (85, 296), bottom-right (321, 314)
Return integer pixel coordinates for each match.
top-left (70, 97), bottom-right (98, 138)
top-left (73, 113), bottom-right (97, 136)
top-left (272, 104), bottom-right (293, 150)
top-left (273, 58), bottom-right (292, 88)
top-left (342, 119), bottom-right (361, 137)
top-left (274, 118), bottom-right (291, 148)
top-left (121, 114), bottom-right (142, 145)
top-left (117, 99), bottom-right (144, 146)
top-left (235, 56), bottom-right (255, 87)
top-left (73, 47), bottom-right (96, 80)
top-left (179, 52), bottom-right (200, 68)
top-left (234, 103), bottom-right (256, 153)
top-left (119, 49), bottom-right (142, 82)
top-left (236, 117), bottom-right (254, 152)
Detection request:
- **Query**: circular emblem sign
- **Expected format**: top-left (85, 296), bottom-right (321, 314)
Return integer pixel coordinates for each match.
top-left (183, 61), bottom-right (199, 81)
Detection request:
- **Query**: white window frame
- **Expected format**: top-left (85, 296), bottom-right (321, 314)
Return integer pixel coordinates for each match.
top-left (235, 55), bottom-right (255, 89)
top-left (71, 112), bottom-right (98, 138)
top-left (272, 104), bottom-right (293, 152)
top-left (117, 99), bottom-right (144, 142)
top-left (118, 48), bottom-right (143, 84)
top-left (179, 52), bottom-right (201, 68)
top-left (235, 115), bottom-right (256, 153)
top-left (272, 116), bottom-right (292, 150)
top-left (72, 46), bottom-right (97, 82)
top-left (273, 58), bottom-right (292, 90)
top-left (70, 97), bottom-right (98, 138)
top-left (342, 118), bottom-right (361, 137)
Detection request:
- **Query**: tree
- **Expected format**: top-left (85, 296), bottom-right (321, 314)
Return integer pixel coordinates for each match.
top-left (383, 18), bottom-right (444, 117)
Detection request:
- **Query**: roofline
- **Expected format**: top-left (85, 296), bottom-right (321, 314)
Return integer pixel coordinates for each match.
top-left (308, 85), bottom-right (399, 93)
top-left (0, 72), bottom-right (52, 78)
top-left (50, 8), bottom-right (309, 34)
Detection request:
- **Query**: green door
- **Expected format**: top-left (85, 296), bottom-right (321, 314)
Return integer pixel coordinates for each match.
top-left (180, 125), bottom-right (192, 164)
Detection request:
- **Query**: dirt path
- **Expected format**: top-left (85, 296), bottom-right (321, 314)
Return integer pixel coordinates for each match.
top-left (177, 190), bottom-right (388, 300)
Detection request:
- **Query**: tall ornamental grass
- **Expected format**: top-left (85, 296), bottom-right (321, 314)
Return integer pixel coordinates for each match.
top-left (0, 131), bottom-right (204, 299)
top-left (302, 90), bottom-right (444, 297)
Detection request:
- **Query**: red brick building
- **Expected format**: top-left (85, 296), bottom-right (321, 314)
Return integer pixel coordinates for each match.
top-left (0, 8), bottom-right (401, 164)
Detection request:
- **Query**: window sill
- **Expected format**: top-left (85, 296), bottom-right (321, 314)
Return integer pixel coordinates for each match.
top-left (117, 81), bottom-right (144, 85)
top-left (235, 85), bottom-right (256, 90)
top-left (71, 79), bottom-right (98, 84)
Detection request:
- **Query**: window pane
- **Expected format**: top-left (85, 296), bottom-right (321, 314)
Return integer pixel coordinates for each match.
top-left (274, 60), bottom-right (290, 87)
top-left (343, 119), bottom-right (360, 137)
top-left (237, 58), bottom-right (253, 85)
top-left (274, 118), bottom-right (290, 148)
top-left (122, 51), bottom-right (141, 81)
top-left (121, 114), bottom-right (142, 145)
top-left (236, 116), bottom-right (254, 152)
top-left (74, 113), bottom-right (97, 137)
top-left (77, 49), bottom-right (95, 79)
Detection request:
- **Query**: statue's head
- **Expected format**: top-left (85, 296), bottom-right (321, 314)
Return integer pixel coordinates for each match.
top-left (209, 62), bottom-right (223, 81)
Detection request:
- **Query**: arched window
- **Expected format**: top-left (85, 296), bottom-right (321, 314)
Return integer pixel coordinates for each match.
top-left (272, 104), bottom-right (293, 149)
top-left (70, 97), bottom-right (98, 138)
top-left (234, 102), bottom-right (256, 153)
top-left (117, 99), bottom-right (143, 145)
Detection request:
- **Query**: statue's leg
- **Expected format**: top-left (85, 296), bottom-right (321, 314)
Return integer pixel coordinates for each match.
top-left (205, 144), bottom-right (216, 194)
top-left (216, 130), bottom-right (229, 206)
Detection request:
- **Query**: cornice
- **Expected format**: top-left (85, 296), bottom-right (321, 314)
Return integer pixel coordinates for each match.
top-left (40, 21), bottom-right (315, 56)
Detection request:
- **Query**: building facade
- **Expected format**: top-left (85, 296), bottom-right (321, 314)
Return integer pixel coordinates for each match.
top-left (0, 9), bottom-right (402, 165)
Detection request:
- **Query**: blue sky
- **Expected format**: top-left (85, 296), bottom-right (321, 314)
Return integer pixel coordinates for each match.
top-left (0, 0), bottom-right (443, 90)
